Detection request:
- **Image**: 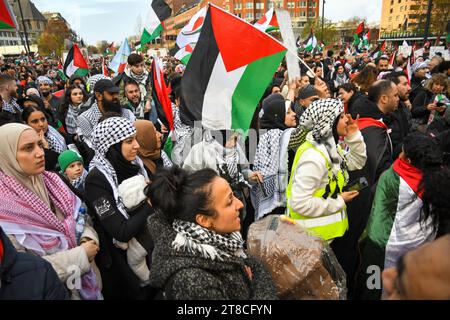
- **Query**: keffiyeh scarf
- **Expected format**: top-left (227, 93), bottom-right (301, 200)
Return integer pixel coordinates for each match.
top-left (90, 117), bottom-right (148, 219)
top-left (65, 104), bottom-right (82, 135)
top-left (299, 98), bottom-right (344, 174)
top-left (172, 219), bottom-right (247, 261)
top-left (46, 125), bottom-right (67, 154)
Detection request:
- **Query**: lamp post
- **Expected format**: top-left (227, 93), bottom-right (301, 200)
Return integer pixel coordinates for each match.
top-left (321, 0), bottom-right (326, 43)
top-left (423, 0), bottom-right (433, 42)
top-left (17, 0), bottom-right (31, 55)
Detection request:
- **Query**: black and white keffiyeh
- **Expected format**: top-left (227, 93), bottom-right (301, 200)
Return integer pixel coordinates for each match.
top-left (2, 97), bottom-right (22, 114)
top-left (299, 98), bottom-right (344, 167)
top-left (172, 219), bottom-right (247, 261)
top-left (45, 125), bottom-right (67, 154)
top-left (65, 104), bottom-right (82, 135)
top-left (89, 116), bottom-right (148, 219)
top-left (87, 74), bottom-right (110, 93)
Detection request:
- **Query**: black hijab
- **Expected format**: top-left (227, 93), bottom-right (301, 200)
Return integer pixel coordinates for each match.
top-left (260, 93), bottom-right (289, 130)
top-left (106, 142), bottom-right (140, 184)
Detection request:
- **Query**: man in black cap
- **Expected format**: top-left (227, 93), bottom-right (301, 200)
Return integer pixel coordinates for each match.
top-left (294, 84), bottom-right (319, 119)
top-left (77, 79), bottom-right (135, 148)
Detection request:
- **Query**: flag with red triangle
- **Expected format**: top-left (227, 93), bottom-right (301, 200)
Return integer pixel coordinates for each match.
top-left (174, 44), bottom-right (194, 65)
top-left (151, 56), bottom-right (174, 131)
top-left (254, 8), bottom-right (279, 33)
top-left (63, 44), bottom-right (89, 78)
top-left (0, 0), bottom-right (17, 29)
top-left (176, 6), bottom-right (206, 49)
top-left (180, 4), bottom-right (287, 131)
top-left (371, 41), bottom-right (386, 60)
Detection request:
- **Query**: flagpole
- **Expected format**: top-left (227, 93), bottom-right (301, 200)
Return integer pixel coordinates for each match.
top-left (17, 0), bottom-right (30, 55)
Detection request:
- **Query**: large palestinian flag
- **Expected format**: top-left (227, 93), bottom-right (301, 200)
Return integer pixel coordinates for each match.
top-left (141, 0), bottom-right (172, 45)
top-left (180, 5), bottom-right (286, 131)
top-left (176, 6), bottom-right (206, 49)
top-left (63, 44), bottom-right (89, 78)
top-left (0, 0), bottom-right (17, 29)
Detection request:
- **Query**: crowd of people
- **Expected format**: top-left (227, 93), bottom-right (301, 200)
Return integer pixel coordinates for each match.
top-left (0, 46), bottom-right (450, 300)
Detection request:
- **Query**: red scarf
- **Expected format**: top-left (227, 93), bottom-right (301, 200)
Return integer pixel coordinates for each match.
top-left (358, 118), bottom-right (388, 131)
top-left (393, 158), bottom-right (424, 198)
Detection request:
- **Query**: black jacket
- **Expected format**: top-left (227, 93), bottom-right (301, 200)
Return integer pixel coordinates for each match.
top-left (0, 228), bottom-right (69, 300)
top-left (389, 101), bottom-right (412, 159)
top-left (411, 90), bottom-right (437, 126)
top-left (84, 168), bottom-right (154, 300)
top-left (348, 92), bottom-right (370, 118)
top-left (148, 212), bottom-right (277, 300)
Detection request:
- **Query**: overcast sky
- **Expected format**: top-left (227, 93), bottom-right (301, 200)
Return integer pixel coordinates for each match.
top-left (32, 0), bottom-right (382, 45)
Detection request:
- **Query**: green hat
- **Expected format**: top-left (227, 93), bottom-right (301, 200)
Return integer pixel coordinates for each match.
top-left (58, 150), bottom-right (84, 173)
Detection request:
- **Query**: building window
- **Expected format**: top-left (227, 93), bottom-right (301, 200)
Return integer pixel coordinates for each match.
top-left (299, 1), bottom-right (307, 7)
top-left (398, 0), bottom-right (401, 3)
top-left (287, 2), bottom-right (295, 8)
top-left (300, 11), bottom-right (306, 17)
top-left (245, 2), bottom-right (253, 9)
top-left (256, 13), bottom-right (262, 19)
top-left (308, 11), bottom-right (315, 17)
top-left (390, 0), bottom-right (393, 5)
top-left (390, 8), bottom-right (393, 13)
top-left (297, 21), bottom-right (306, 27)
top-left (256, 2), bottom-right (264, 9)
top-left (245, 13), bottom-right (253, 19)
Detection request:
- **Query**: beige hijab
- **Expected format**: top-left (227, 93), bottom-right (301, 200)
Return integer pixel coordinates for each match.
top-left (0, 123), bottom-right (51, 209)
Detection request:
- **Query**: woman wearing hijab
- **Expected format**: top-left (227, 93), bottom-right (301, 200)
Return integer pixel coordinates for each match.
top-left (286, 99), bottom-right (367, 242)
top-left (134, 119), bottom-right (172, 178)
top-left (251, 93), bottom-right (307, 221)
top-left (0, 123), bottom-right (102, 300)
top-left (84, 116), bottom-right (155, 300)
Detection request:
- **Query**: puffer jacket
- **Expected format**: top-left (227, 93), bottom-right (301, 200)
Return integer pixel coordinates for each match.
top-left (148, 212), bottom-right (278, 300)
top-left (0, 227), bottom-right (69, 300)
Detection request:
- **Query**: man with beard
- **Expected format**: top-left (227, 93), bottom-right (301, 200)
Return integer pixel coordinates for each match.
top-left (0, 74), bottom-right (21, 123)
top-left (385, 71), bottom-right (412, 158)
top-left (37, 76), bottom-right (61, 116)
top-left (123, 80), bottom-right (145, 119)
top-left (77, 79), bottom-right (135, 148)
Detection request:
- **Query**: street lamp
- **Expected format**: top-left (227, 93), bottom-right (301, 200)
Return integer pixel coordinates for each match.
top-left (321, 0), bottom-right (325, 43)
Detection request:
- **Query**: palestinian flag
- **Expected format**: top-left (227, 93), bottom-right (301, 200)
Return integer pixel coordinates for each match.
top-left (254, 8), bottom-right (279, 33)
top-left (104, 42), bottom-right (116, 56)
top-left (357, 158), bottom-right (434, 300)
top-left (0, 0), bottom-right (17, 29)
top-left (352, 21), bottom-right (364, 47)
top-left (370, 40), bottom-right (386, 60)
top-left (141, 0), bottom-right (172, 45)
top-left (304, 30), bottom-right (318, 52)
top-left (405, 56), bottom-right (412, 84)
top-left (151, 56), bottom-right (174, 130)
top-left (389, 50), bottom-right (396, 68)
top-left (63, 44), bottom-right (89, 78)
top-left (174, 44), bottom-right (194, 65)
top-left (176, 6), bottom-right (206, 49)
top-left (102, 57), bottom-right (109, 76)
top-left (360, 29), bottom-right (370, 50)
top-left (180, 4), bottom-right (286, 131)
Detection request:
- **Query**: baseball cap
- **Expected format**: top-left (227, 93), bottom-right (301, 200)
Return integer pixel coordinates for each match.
top-left (298, 85), bottom-right (318, 100)
top-left (94, 79), bottom-right (120, 93)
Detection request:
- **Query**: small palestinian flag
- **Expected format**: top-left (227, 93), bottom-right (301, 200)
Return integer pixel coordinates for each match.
top-left (0, 0), bottom-right (17, 29)
top-left (141, 0), bottom-right (172, 45)
top-left (304, 30), bottom-right (318, 52)
top-left (254, 8), bottom-right (279, 33)
top-left (180, 4), bottom-right (286, 131)
top-left (174, 44), bottom-right (194, 65)
top-left (176, 6), bottom-right (206, 49)
top-left (63, 44), bottom-right (89, 78)
top-left (352, 21), bottom-right (364, 47)
top-left (371, 41), bottom-right (386, 60)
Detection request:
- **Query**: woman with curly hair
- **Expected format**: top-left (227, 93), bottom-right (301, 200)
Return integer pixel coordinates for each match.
top-left (351, 64), bottom-right (378, 95)
top-left (356, 132), bottom-right (449, 300)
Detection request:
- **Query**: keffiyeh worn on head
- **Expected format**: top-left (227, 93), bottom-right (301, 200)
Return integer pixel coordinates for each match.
top-left (37, 76), bottom-right (53, 85)
top-left (172, 219), bottom-right (247, 261)
top-left (87, 74), bottom-right (109, 93)
top-left (89, 117), bottom-right (148, 218)
top-left (299, 98), bottom-right (344, 166)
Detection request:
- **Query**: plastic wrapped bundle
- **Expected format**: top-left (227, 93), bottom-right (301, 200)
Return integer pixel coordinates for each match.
top-left (247, 215), bottom-right (347, 300)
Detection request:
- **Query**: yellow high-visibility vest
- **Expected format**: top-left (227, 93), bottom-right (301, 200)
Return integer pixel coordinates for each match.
top-left (286, 141), bottom-right (348, 241)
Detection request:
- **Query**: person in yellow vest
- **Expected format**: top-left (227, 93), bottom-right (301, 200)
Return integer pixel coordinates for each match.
top-left (286, 98), bottom-right (367, 242)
